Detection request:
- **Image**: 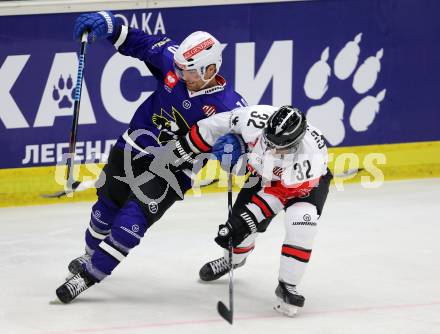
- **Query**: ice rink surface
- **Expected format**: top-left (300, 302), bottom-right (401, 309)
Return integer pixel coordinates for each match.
top-left (1, 178), bottom-right (440, 334)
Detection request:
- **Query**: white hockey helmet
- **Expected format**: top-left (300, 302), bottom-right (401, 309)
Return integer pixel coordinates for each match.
top-left (173, 31), bottom-right (223, 83)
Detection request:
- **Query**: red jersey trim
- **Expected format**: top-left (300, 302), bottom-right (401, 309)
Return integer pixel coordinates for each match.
top-left (251, 194), bottom-right (274, 218)
top-left (281, 244), bottom-right (312, 263)
top-left (264, 177), bottom-right (321, 204)
top-left (189, 125), bottom-right (211, 153)
top-left (233, 245), bottom-right (255, 254)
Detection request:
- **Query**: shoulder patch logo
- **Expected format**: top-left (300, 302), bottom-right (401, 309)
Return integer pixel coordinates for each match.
top-left (164, 71), bottom-right (178, 92)
top-left (273, 166), bottom-right (283, 178)
top-left (202, 105), bottom-right (217, 117)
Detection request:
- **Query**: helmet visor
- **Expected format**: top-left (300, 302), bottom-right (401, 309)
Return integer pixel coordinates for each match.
top-left (262, 131), bottom-right (302, 153)
top-left (174, 63), bottom-right (202, 82)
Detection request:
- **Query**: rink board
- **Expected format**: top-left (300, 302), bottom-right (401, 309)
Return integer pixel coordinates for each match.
top-left (0, 140), bottom-right (439, 207)
top-left (1, 0), bottom-right (440, 169)
top-left (1, 0), bottom-right (440, 207)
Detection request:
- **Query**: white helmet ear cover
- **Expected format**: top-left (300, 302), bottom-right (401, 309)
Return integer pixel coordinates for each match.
top-left (174, 31), bottom-right (223, 81)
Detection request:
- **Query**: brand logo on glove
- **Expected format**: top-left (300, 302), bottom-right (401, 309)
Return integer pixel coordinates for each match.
top-left (219, 227), bottom-right (230, 237)
top-left (148, 201), bottom-right (158, 214)
top-left (303, 214), bottom-right (311, 222)
top-left (132, 224), bottom-right (140, 233)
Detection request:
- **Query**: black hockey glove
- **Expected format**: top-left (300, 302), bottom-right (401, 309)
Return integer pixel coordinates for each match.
top-left (167, 136), bottom-right (197, 172)
top-left (215, 210), bottom-right (258, 248)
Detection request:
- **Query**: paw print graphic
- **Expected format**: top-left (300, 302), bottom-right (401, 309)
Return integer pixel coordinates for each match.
top-left (304, 33), bottom-right (386, 146)
top-left (52, 74), bottom-right (75, 109)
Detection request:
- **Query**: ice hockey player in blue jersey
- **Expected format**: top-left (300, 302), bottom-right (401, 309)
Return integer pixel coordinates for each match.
top-left (55, 11), bottom-right (247, 303)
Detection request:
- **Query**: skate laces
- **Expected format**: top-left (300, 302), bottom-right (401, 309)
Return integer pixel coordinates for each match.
top-left (65, 274), bottom-right (90, 297)
top-left (210, 257), bottom-right (229, 275)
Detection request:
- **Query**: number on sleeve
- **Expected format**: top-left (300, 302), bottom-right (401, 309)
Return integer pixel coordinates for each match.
top-left (247, 110), bottom-right (269, 129)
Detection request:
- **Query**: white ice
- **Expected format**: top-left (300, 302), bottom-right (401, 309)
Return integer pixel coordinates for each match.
top-left (1, 178), bottom-right (440, 334)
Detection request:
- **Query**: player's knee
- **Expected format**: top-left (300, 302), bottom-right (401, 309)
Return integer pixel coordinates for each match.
top-left (90, 196), bottom-right (119, 233)
top-left (130, 196), bottom-right (172, 226)
top-left (286, 202), bottom-right (319, 223)
top-left (284, 202), bottom-right (319, 247)
top-left (111, 200), bottom-right (148, 249)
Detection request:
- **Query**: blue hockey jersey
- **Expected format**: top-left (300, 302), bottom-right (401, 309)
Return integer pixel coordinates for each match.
top-left (110, 26), bottom-right (247, 152)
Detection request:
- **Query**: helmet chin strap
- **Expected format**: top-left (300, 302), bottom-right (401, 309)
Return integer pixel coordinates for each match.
top-left (199, 65), bottom-right (219, 89)
top-left (200, 79), bottom-right (212, 89)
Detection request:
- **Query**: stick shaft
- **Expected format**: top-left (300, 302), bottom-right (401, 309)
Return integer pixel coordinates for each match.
top-left (66, 32), bottom-right (88, 188)
top-left (227, 172), bottom-right (234, 321)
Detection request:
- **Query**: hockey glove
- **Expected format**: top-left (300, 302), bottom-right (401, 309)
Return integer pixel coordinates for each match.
top-left (167, 137), bottom-right (197, 172)
top-left (212, 133), bottom-right (247, 172)
top-left (215, 210), bottom-right (258, 248)
top-left (73, 11), bottom-right (119, 43)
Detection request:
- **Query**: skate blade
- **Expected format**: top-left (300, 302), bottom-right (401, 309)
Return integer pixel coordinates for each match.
top-left (49, 298), bottom-right (63, 305)
top-left (274, 297), bottom-right (299, 317)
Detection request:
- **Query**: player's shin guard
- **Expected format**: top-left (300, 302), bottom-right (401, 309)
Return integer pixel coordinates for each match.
top-left (278, 202), bottom-right (319, 287)
top-left (226, 233), bottom-right (257, 265)
top-left (275, 202), bottom-right (318, 315)
top-left (85, 201), bottom-right (148, 281)
top-left (67, 197), bottom-right (120, 276)
top-left (85, 197), bottom-right (119, 255)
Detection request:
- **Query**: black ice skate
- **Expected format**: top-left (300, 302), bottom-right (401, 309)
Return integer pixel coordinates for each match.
top-left (199, 257), bottom-right (246, 281)
top-left (68, 253), bottom-right (91, 276)
top-left (56, 271), bottom-right (96, 303)
top-left (274, 281), bottom-right (305, 317)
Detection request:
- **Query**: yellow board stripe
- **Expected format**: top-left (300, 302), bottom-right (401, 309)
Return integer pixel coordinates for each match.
top-left (0, 140), bottom-right (439, 208)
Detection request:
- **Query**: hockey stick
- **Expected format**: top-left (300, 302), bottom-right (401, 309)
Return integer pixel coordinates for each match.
top-left (41, 177), bottom-right (220, 199)
top-left (42, 165), bottom-right (363, 199)
top-left (217, 171), bottom-right (234, 324)
top-left (66, 31), bottom-right (88, 189)
top-left (333, 167), bottom-right (364, 178)
top-left (40, 179), bottom-right (95, 198)
top-left (41, 32), bottom-right (88, 198)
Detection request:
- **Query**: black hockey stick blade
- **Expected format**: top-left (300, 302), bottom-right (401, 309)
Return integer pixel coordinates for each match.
top-left (40, 180), bottom-right (81, 198)
top-left (217, 301), bottom-right (233, 324)
top-left (333, 167), bottom-right (364, 178)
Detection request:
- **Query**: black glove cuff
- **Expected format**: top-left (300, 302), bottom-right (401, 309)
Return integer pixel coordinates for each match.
top-left (231, 208), bottom-right (258, 234)
top-left (168, 137), bottom-right (197, 171)
top-left (175, 138), bottom-right (196, 162)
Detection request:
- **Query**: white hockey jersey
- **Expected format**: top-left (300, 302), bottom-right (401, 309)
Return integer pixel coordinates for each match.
top-left (185, 105), bottom-right (329, 219)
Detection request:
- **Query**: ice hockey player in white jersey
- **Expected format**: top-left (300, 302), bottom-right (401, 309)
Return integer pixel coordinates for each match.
top-left (180, 105), bottom-right (332, 316)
